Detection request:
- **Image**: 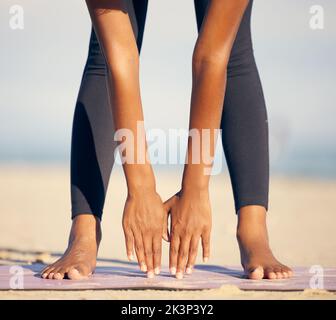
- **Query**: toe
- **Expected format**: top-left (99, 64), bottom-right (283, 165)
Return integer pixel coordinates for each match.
top-left (48, 272), bottom-right (55, 279)
top-left (41, 266), bottom-right (52, 278)
top-left (274, 267), bottom-right (283, 279)
top-left (41, 269), bottom-right (50, 279)
top-left (67, 265), bottom-right (91, 280)
top-left (281, 265), bottom-right (293, 277)
top-left (52, 268), bottom-right (64, 280)
top-left (280, 267), bottom-right (289, 278)
top-left (53, 272), bottom-right (64, 280)
top-left (67, 268), bottom-right (84, 280)
top-left (264, 267), bottom-right (277, 280)
top-left (43, 267), bottom-right (55, 279)
top-left (246, 266), bottom-right (264, 280)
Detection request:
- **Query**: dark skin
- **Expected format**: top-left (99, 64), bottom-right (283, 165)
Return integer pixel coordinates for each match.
top-left (164, 0), bottom-right (292, 280)
top-left (41, 0), bottom-right (292, 280)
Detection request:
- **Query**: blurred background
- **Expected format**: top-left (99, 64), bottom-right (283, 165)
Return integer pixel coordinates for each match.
top-left (0, 1), bottom-right (335, 268)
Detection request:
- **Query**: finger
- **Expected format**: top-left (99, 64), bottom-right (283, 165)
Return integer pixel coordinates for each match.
top-left (123, 228), bottom-right (135, 261)
top-left (186, 235), bottom-right (200, 274)
top-left (201, 230), bottom-right (210, 262)
top-left (169, 232), bottom-right (180, 275)
top-left (153, 234), bottom-right (162, 275)
top-left (132, 229), bottom-right (147, 272)
top-left (143, 233), bottom-right (154, 278)
top-left (176, 235), bottom-right (191, 279)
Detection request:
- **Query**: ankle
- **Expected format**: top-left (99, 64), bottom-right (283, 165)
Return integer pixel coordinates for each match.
top-left (236, 206), bottom-right (268, 241)
top-left (237, 205), bottom-right (266, 227)
top-left (69, 214), bottom-right (102, 244)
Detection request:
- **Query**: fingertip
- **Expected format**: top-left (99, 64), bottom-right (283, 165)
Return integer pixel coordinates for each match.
top-left (154, 267), bottom-right (160, 275)
top-left (140, 262), bottom-right (147, 272)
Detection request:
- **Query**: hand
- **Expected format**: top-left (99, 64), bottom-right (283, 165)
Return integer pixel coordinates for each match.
top-left (164, 188), bottom-right (212, 279)
top-left (122, 187), bottom-right (167, 278)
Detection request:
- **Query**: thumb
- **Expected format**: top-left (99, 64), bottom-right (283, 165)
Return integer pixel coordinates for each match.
top-left (163, 195), bottom-right (176, 213)
top-left (162, 210), bottom-right (169, 242)
top-left (162, 195), bottom-right (176, 242)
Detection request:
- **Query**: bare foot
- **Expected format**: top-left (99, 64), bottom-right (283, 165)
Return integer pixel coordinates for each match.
top-left (237, 206), bottom-right (293, 280)
top-left (40, 214), bottom-right (101, 280)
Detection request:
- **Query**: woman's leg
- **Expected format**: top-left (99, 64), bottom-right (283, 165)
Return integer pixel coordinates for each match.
top-left (41, 0), bottom-right (148, 280)
top-left (194, 0), bottom-right (292, 279)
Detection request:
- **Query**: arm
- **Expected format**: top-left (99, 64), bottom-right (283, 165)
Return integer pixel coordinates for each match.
top-left (86, 0), bottom-right (165, 278)
top-left (165, 0), bottom-right (249, 278)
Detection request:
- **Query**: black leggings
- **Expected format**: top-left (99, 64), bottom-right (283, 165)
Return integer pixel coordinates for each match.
top-left (71, 0), bottom-right (269, 220)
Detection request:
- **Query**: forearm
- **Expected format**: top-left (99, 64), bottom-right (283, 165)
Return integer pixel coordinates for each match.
top-left (86, 0), bottom-right (155, 193)
top-left (182, 57), bottom-right (227, 190)
top-left (182, 0), bottom-right (249, 190)
top-left (108, 60), bottom-right (155, 193)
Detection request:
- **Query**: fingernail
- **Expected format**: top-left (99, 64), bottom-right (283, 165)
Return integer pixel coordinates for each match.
top-left (203, 257), bottom-right (209, 263)
top-left (186, 267), bottom-right (192, 274)
top-left (128, 254), bottom-right (134, 261)
top-left (170, 267), bottom-right (176, 275)
top-left (176, 272), bottom-right (183, 279)
top-left (147, 271), bottom-right (154, 278)
top-left (154, 267), bottom-right (160, 275)
top-left (140, 263), bottom-right (147, 272)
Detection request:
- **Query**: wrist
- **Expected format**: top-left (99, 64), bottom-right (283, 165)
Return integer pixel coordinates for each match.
top-left (126, 170), bottom-right (156, 196)
top-left (181, 171), bottom-right (210, 192)
top-left (180, 182), bottom-right (209, 196)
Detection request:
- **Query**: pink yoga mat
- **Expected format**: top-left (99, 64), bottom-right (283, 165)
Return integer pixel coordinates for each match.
top-left (0, 264), bottom-right (334, 291)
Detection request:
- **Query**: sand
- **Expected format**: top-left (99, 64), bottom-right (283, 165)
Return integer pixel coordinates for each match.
top-left (0, 164), bottom-right (335, 299)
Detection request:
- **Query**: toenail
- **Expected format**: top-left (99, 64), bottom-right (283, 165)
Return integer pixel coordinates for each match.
top-left (170, 267), bottom-right (176, 275)
top-left (147, 271), bottom-right (154, 278)
top-left (176, 272), bottom-right (183, 280)
top-left (186, 267), bottom-right (192, 274)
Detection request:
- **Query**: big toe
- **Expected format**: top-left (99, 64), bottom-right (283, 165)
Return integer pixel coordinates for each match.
top-left (246, 266), bottom-right (264, 280)
top-left (67, 265), bottom-right (92, 280)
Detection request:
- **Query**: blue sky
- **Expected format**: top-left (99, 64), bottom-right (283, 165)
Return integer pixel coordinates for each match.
top-left (0, 0), bottom-right (335, 176)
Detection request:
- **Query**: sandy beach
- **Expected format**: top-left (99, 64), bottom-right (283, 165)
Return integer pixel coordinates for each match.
top-left (0, 165), bottom-right (335, 299)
